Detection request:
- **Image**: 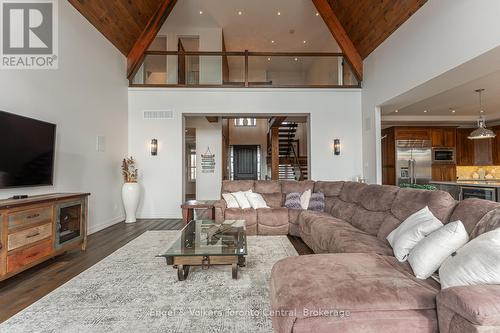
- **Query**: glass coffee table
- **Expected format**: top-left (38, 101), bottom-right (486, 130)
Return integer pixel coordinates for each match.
top-left (158, 220), bottom-right (247, 280)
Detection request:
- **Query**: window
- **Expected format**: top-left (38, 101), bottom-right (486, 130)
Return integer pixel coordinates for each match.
top-left (234, 118), bottom-right (257, 127)
top-left (189, 146), bottom-right (196, 181)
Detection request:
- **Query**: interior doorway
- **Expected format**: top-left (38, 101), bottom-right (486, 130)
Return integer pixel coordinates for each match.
top-left (232, 145), bottom-right (259, 180)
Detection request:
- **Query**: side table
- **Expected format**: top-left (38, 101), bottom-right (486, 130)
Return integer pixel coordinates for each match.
top-left (181, 200), bottom-right (217, 224)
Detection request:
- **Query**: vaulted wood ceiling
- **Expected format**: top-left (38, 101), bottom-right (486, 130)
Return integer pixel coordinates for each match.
top-left (327, 0), bottom-right (428, 59)
top-left (68, 0), bottom-right (164, 55)
top-left (68, 0), bottom-right (428, 79)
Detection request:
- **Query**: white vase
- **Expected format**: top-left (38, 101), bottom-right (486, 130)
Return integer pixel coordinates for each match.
top-left (122, 182), bottom-right (140, 223)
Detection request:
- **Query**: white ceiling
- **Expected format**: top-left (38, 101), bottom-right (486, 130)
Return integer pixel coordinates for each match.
top-left (382, 69), bottom-right (500, 118)
top-left (163, 0), bottom-right (339, 52)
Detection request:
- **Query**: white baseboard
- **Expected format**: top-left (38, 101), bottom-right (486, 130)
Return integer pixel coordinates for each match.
top-left (88, 215), bottom-right (125, 235)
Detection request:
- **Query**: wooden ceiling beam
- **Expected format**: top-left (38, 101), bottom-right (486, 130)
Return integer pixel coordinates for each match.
top-left (312, 0), bottom-right (363, 81)
top-left (127, 0), bottom-right (177, 80)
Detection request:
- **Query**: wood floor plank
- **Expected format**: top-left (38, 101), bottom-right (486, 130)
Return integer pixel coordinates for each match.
top-left (0, 218), bottom-right (312, 323)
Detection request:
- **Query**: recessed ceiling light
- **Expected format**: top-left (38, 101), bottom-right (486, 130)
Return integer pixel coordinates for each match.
top-left (315, 12), bottom-right (319, 16)
top-left (294, 57), bottom-right (298, 61)
top-left (277, 11), bottom-right (281, 16)
top-left (199, 10), bottom-right (203, 15)
top-left (423, 110), bottom-right (428, 113)
top-left (480, 109), bottom-right (485, 113)
top-left (451, 109), bottom-right (456, 113)
top-left (238, 11), bottom-right (242, 15)
top-left (395, 109), bottom-right (399, 113)
top-left (267, 57), bottom-right (271, 61)
top-left (303, 40), bottom-right (307, 44)
top-left (271, 40), bottom-right (275, 44)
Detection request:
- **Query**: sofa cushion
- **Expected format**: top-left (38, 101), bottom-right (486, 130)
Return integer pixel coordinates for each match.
top-left (288, 209), bottom-right (303, 225)
top-left (224, 208), bottom-right (257, 235)
top-left (221, 180), bottom-right (254, 193)
top-left (391, 188), bottom-right (456, 224)
top-left (307, 216), bottom-right (365, 252)
top-left (255, 180), bottom-right (281, 194)
top-left (377, 213), bottom-right (405, 243)
top-left (451, 199), bottom-right (500, 236)
top-left (261, 192), bottom-right (282, 208)
top-left (322, 224), bottom-right (394, 255)
top-left (339, 182), bottom-right (367, 203)
top-left (270, 253), bottom-right (439, 333)
top-left (471, 207), bottom-right (500, 239)
top-left (330, 199), bottom-right (357, 222)
top-left (351, 207), bottom-right (390, 236)
top-left (281, 180), bottom-right (315, 194)
top-left (297, 210), bottom-right (333, 237)
top-left (313, 181), bottom-right (344, 197)
top-left (358, 184), bottom-right (399, 212)
top-left (257, 208), bottom-right (289, 235)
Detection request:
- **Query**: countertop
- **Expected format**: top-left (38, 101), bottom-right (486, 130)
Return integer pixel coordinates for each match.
top-left (430, 180), bottom-right (500, 188)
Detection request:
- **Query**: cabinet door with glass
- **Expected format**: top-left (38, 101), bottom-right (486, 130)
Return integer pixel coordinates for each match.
top-left (55, 200), bottom-right (85, 249)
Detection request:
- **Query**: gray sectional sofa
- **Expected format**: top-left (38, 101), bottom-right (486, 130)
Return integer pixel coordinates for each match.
top-left (214, 180), bottom-right (500, 333)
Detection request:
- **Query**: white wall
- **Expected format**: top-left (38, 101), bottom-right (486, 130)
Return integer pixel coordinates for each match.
top-left (0, 1), bottom-right (128, 234)
top-left (128, 88), bottom-right (362, 218)
top-left (362, 0), bottom-right (500, 183)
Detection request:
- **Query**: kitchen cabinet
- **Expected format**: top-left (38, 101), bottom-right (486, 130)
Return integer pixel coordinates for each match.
top-left (432, 165), bottom-right (457, 181)
top-left (456, 128), bottom-right (495, 166)
top-left (394, 127), bottom-right (431, 141)
top-left (456, 129), bottom-right (475, 166)
top-left (492, 126), bottom-right (500, 165)
top-left (431, 128), bottom-right (456, 147)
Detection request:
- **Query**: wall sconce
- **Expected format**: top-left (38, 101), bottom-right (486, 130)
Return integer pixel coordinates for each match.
top-left (151, 139), bottom-right (158, 156)
top-left (333, 139), bottom-right (341, 156)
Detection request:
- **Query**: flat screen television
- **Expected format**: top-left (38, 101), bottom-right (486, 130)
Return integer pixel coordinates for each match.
top-left (0, 111), bottom-right (56, 189)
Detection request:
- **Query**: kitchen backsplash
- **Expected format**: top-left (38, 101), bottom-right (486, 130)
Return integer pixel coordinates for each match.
top-left (456, 166), bottom-right (500, 180)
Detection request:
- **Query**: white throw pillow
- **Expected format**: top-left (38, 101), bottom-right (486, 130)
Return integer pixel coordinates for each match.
top-left (245, 192), bottom-right (269, 209)
top-left (439, 228), bottom-right (500, 289)
top-left (300, 189), bottom-right (312, 210)
top-left (408, 221), bottom-right (469, 279)
top-left (387, 206), bottom-right (443, 262)
top-left (232, 191), bottom-right (252, 209)
top-left (222, 193), bottom-right (239, 208)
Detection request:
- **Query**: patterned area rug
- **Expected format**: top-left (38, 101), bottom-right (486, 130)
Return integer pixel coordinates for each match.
top-left (1, 231), bottom-right (297, 333)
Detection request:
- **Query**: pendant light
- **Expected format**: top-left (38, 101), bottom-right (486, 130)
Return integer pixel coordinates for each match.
top-left (468, 89), bottom-right (496, 140)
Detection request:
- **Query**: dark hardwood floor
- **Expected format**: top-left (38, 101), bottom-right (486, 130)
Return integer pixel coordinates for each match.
top-left (0, 218), bottom-right (312, 323)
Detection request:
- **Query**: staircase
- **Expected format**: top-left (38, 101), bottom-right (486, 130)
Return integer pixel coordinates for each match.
top-left (268, 121), bottom-right (308, 180)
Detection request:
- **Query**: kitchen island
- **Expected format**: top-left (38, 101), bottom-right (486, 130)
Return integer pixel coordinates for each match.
top-left (430, 180), bottom-right (500, 201)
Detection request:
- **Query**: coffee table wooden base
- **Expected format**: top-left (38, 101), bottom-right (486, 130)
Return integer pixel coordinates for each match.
top-left (167, 255), bottom-right (245, 281)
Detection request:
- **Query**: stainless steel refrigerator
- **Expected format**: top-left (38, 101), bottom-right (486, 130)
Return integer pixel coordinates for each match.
top-left (396, 140), bottom-right (432, 186)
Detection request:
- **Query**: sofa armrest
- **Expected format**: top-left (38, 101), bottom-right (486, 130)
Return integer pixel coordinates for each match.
top-left (214, 199), bottom-right (226, 223)
top-left (437, 285), bottom-right (500, 327)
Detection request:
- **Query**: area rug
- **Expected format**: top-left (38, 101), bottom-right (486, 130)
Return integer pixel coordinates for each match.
top-left (1, 231), bottom-right (297, 333)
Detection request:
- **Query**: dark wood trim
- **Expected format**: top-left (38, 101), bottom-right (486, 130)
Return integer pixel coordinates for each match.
top-left (271, 128), bottom-right (280, 180)
top-left (312, 0), bottom-right (363, 81)
top-left (129, 84), bottom-right (361, 89)
top-left (244, 50), bottom-right (249, 87)
top-left (126, 0), bottom-right (177, 79)
top-left (269, 117), bottom-right (287, 129)
top-left (144, 50), bottom-right (344, 57)
top-left (222, 32), bottom-right (230, 83)
top-left (0, 193), bottom-right (90, 210)
top-left (177, 38), bottom-right (186, 85)
top-left (205, 116), bottom-right (219, 123)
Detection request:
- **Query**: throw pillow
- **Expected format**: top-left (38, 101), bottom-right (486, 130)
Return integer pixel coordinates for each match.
top-left (232, 191), bottom-right (252, 209)
top-left (245, 192), bottom-right (269, 209)
top-left (408, 221), bottom-right (469, 279)
top-left (387, 206), bottom-right (443, 262)
top-left (222, 193), bottom-right (239, 208)
top-left (284, 192), bottom-right (301, 209)
top-left (300, 189), bottom-right (312, 210)
top-left (308, 192), bottom-right (325, 212)
top-left (439, 228), bottom-right (500, 289)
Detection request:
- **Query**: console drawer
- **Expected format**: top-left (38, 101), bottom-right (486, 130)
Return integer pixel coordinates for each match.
top-left (7, 239), bottom-right (53, 273)
top-left (8, 223), bottom-right (52, 251)
top-left (8, 206), bottom-right (53, 230)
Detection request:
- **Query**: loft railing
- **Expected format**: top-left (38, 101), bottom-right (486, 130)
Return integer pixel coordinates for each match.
top-left (129, 50), bottom-right (361, 88)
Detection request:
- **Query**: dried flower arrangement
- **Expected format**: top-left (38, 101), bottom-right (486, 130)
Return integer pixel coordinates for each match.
top-left (122, 157), bottom-right (138, 183)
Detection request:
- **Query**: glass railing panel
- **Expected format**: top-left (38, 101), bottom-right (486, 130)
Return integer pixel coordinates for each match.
top-left (224, 56), bottom-right (245, 86)
top-left (248, 55), bottom-right (345, 87)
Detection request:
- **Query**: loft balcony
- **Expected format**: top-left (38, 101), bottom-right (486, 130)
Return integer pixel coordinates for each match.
top-left (129, 51), bottom-right (361, 88)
